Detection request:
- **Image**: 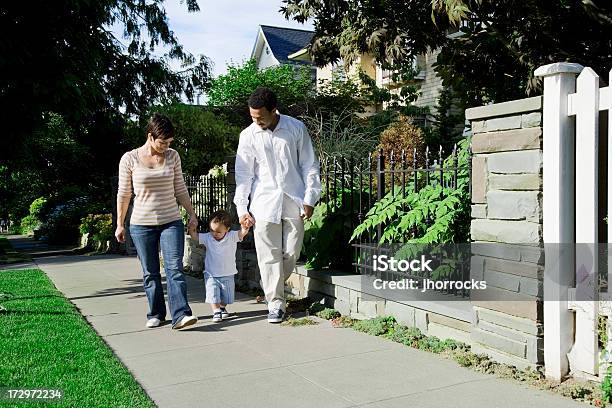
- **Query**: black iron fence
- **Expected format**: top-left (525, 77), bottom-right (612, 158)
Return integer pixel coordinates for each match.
top-left (184, 174), bottom-right (228, 232)
top-left (318, 144), bottom-right (471, 296)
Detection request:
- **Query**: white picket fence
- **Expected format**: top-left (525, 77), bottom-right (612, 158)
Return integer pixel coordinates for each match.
top-left (536, 63), bottom-right (612, 380)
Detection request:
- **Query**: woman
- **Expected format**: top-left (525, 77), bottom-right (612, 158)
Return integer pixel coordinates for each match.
top-left (115, 113), bottom-right (198, 330)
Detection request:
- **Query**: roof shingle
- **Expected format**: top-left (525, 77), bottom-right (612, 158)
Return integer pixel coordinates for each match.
top-left (260, 25), bottom-right (314, 64)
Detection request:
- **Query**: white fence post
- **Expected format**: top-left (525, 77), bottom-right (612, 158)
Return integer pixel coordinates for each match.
top-left (535, 62), bottom-right (583, 380)
top-left (568, 67), bottom-right (600, 376)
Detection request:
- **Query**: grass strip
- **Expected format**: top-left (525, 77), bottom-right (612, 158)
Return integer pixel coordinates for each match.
top-left (0, 268), bottom-right (154, 407)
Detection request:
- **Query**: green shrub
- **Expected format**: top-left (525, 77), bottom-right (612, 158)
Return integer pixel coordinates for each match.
top-left (352, 316), bottom-right (396, 336)
top-left (451, 348), bottom-right (489, 368)
top-left (316, 308), bottom-right (341, 320)
top-left (280, 317), bottom-right (319, 327)
top-left (384, 325), bottom-right (424, 346)
top-left (79, 214), bottom-right (98, 236)
top-left (8, 222), bottom-right (23, 235)
top-left (302, 188), bottom-right (364, 270)
top-left (93, 214), bottom-right (113, 242)
top-left (80, 214), bottom-right (113, 249)
top-left (351, 137), bottom-right (471, 245)
top-left (20, 215), bottom-right (40, 235)
top-left (207, 59), bottom-right (314, 113)
top-left (153, 104), bottom-right (241, 174)
top-left (43, 197), bottom-right (91, 244)
top-left (29, 197), bottom-right (48, 218)
top-left (415, 336), bottom-right (458, 353)
top-left (602, 370), bottom-right (612, 402)
top-left (19, 196), bottom-right (48, 234)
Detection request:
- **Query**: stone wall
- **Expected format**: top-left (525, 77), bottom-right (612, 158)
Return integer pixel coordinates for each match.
top-left (466, 96), bottom-right (544, 368)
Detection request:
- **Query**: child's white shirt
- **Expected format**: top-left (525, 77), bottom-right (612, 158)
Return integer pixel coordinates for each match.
top-left (198, 230), bottom-right (242, 277)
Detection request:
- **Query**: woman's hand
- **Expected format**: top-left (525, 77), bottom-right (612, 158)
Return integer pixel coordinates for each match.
top-left (115, 225), bottom-right (126, 243)
top-left (188, 214), bottom-right (198, 232)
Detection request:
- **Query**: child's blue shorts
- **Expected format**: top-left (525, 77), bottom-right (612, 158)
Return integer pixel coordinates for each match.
top-left (204, 272), bottom-right (235, 304)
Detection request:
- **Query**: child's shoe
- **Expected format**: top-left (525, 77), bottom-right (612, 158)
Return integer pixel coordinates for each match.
top-left (220, 307), bottom-right (229, 318)
top-left (212, 311), bottom-right (223, 323)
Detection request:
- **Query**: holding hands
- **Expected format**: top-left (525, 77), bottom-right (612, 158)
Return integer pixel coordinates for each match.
top-left (240, 213), bottom-right (255, 229)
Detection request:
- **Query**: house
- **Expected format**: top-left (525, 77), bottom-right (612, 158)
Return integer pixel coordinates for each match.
top-left (289, 47), bottom-right (444, 118)
top-left (250, 25), bottom-right (446, 120)
top-left (250, 25), bottom-right (315, 70)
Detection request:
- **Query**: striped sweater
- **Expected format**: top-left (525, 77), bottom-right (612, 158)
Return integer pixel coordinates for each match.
top-left (118, 148), bottom-right (190, 226)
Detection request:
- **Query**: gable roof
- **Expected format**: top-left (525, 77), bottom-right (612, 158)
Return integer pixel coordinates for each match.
top-left (256, 25), bottom-right (314, 65)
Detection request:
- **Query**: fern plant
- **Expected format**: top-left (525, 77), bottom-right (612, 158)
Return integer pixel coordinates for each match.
top-left (351, 138), bottom-right (470, 245)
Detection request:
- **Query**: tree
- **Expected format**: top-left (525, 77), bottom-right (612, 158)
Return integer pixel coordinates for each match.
top-left (1, 0), bottom-right (212, 219)
top-left (125, 104), bottom-right (241, 175)
top-left (206, 59), bottom-right (315, 114)
top-left (2, 1), bottom-right (211, 155)
top-left (281, 0), bottom-right (612, 106)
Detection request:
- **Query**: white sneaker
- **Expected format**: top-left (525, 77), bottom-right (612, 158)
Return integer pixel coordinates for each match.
top-left (220, 307), bottom-right (229, 318)
top-left (212, 311), bottom-right (223, 323)
top-left (146, 318), bottom-right (161, 328)
top-left (172, 315), bottom-right (198, 330)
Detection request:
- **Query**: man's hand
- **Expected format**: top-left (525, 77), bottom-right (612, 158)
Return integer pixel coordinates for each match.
top-left (301, 205), bottom-right (314, 220)
top-left (240, 213), bottom-right (255, 228)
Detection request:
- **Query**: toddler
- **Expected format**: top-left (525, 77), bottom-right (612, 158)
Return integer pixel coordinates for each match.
top-left (189, 210), bottom-right (250, 322)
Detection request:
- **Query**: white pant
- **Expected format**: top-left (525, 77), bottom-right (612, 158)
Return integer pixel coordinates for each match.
top-left (253, 195), bottom-right (305, 312)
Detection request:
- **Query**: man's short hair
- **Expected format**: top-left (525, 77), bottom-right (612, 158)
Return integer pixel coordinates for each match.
top-left (248, 87), bottom-right (277, 112)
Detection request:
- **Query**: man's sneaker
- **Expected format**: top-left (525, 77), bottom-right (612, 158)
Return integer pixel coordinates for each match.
top-left (267, 309), bottom-right (284, 323)
top-left (146, 318), bottom-right (161, 328)
top-left (212, 311), bottom-right (223, 323)
top-left (220, 307), bottom-right (229, 319)
top-left (172, 315), bottom-right (198, 330)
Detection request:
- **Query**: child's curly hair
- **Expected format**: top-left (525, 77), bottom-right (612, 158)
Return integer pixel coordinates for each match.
top-left (209, 210), bottom-right (232, 229)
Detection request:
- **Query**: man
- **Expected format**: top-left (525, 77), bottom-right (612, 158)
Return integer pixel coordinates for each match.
top-left (234, 87), bottom-right (321, 323)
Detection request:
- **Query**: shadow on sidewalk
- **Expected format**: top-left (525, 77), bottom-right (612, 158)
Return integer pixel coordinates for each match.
top-left (184, 309), bottom-right (269, 332)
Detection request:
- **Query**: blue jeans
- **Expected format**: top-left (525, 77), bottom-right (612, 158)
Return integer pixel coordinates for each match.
top-left (129, 219), bottom-right (193, 326)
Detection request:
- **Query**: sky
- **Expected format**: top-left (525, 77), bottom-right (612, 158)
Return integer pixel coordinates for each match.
top-left (111, 0), bottom-right (314, 78)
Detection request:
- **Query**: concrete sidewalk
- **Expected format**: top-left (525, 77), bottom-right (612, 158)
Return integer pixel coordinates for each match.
top-left (32, 254), bottom-right (583, 408)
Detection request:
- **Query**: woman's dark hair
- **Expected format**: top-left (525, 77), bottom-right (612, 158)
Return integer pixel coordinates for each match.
top-left (146, 113), bottom-right (174, 140)
top-left (209, 210), bottom-right (232, 229)
top-left (248, 87), bottom-right (277, 112)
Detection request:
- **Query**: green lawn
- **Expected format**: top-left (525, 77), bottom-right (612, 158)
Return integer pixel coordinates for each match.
top-left (0, 268), bottom-right (155, 407)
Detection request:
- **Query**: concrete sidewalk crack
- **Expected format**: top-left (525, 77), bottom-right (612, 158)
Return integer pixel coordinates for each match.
top-left (120, 339), bottom-right (240, 360)
top-left (145, 347), bottom-right (391, 396)
top-left (352, 377), bottom-right (494, 407)
top-left (284, 365), bottom-right (360, 406)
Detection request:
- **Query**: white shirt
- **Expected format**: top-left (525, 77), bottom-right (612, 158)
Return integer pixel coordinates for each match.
top-left (234, 114), bottom-right (322, 224)
top-left (198, 230), bottom-right (242, 277)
